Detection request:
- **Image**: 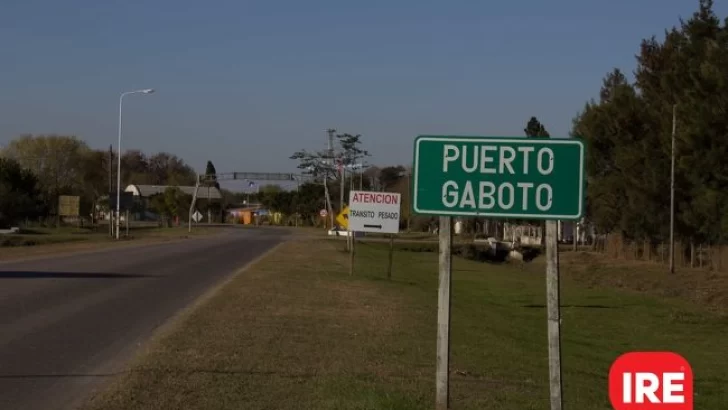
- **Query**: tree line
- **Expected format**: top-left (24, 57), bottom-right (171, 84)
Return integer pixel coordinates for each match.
top-left (5, 1), bottom-right (726, 238)
top-left (285, 1), bottom-right (728, 242)
top-left (0, 134), bottom-right (199, 227)
top-left (573, 0), bottom-right (728, 244)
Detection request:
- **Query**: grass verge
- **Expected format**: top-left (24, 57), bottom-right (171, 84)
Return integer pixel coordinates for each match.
top-left (82, 239), bottom-right (728, 410)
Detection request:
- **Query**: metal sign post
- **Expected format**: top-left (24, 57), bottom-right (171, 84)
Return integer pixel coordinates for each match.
top-left (348, 190), bottom-right (402, 277)
top-left (435, 216), bottom-right (452, 410)
top-left (387, 234), bottom-right (394, 279)
top-left (546, 220), bottom-right (562, 409)
top-left (349, 231), bottom-right (356, 276)
top-left (411, 135), bottom-right (585, 410)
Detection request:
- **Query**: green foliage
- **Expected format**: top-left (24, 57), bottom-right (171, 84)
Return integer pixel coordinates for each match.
top-left (336, 133), bottom-right (370, 168)
top-left (1, 134), bottom-right (91, 212)
top-left (378, 166), bottom-right (405, 190)
top-left (572, 0), bottom-right (728, 243)
top-left (204, 160), bottom-right (220, 189)
top-left (121, 150), bottom-right (196, 186)
top-left (0, 134), bottom-right (198, 224)
top-left (0, 157), bottom-right (42, 227)
top-left (524, 116), bottom-right (551, 138)
top-left (255, 183), bottom-right (326, 225)
top-left (149, 187), bottom-right (190, 226)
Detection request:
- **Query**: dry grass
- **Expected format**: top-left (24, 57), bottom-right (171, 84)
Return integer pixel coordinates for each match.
top-left (559, 251), bottom-right (728, 315)
top-left (81, 239), bottom-right (728, 410)
top-left (82, 239), bottom-right (434, 410)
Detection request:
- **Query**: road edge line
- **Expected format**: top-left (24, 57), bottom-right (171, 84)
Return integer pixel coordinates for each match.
top-left (75, 239), bottom-right (288, 410)
top-left (146, 240), bottom-right (285, 345)
top-left (0, 229), bottom-right (227, 265)
top-left (77, 240), bottom-right (286, 410)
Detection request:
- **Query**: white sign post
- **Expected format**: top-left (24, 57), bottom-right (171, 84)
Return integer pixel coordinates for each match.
top-left (348, 190), bottom-right (402, 277)
top-left (347, 191), bottom-right (402, 234)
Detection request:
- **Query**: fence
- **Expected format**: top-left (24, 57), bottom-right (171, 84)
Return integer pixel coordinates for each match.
top-left (589, 233), bottom-right (728, 273)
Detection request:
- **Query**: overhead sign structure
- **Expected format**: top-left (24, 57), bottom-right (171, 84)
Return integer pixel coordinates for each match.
top-left (336, 206), bottom-right (349, 229)
top-left (412, 135), bottom-right (585, 220)
top-left (192, 210), bottom-right (203, 223)
top-left (348, 190), bottom-right (401, 234)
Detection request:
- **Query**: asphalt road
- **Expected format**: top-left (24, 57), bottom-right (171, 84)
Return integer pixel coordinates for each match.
top-left (0, 227), bottom-right (285, 410)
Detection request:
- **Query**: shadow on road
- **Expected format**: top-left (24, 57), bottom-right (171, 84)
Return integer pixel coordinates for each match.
top-left (0, 271), bottom-right (153, 279)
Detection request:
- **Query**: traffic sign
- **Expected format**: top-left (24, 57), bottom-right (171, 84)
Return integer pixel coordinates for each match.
top-left (336, 205), bottom-right (349, 229)
top-left (192, 210), bottom-right (203, 222)
top-left (319, 209), bottom-right (328, 217)
top-left (412, 135), bottom-right (584, 220)
top-left (348, 190), bottom-right (401, 233)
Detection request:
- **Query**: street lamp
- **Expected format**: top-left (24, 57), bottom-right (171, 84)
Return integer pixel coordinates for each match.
top-left (116, 88), bottom-right (155, 239)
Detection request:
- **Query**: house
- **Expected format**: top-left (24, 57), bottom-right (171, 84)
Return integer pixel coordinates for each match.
top-left (227, 205), bottom-right (261, 225)
top-left (124, 184), bottom-right (222, 200)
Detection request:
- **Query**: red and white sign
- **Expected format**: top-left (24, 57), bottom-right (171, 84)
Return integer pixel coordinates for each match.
top-left (319, 209), bottom-right (328, 217)
top-left (609, 352), bottom-right (693, 410)
top-left (348, 190), bottom-right (401, 233)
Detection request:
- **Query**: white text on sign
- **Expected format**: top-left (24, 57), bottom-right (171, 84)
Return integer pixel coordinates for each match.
top-left (622, 372), bottom-right (686, 404)
top-left (441, 144), bottom-right (554, 211)
top-left (608, 351), bottom-right (693, 410)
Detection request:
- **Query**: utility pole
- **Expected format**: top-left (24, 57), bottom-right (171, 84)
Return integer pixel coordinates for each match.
top-left (326, 128), bottom-right (336, 229)
top-left (407, 170), bottom-right (412, 232)
top-left (330, 129), bottom-right (344, 219)
top-left (669, 103), bottom-right (677, 273)
top-left (108, 144), bottom-right (113, 237)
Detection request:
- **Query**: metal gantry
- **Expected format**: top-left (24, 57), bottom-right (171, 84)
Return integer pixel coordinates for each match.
top-left (187, 171), bottom-right (314, 232)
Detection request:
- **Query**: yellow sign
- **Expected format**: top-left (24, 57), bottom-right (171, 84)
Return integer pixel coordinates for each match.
top-left (58, 195), bottom-right (80, 217)
top-left (336, 206), bottom-right (349, 229)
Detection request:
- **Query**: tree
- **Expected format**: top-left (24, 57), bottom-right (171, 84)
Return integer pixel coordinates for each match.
top-left (524, 117), bottom-right (551, 138)
top-left (203, 160), bottom-right (220, 189)
top-left (2, 134), bottom-right (91, 215)
top-left (0, 158), bottom-right (42, 227)
top-left (336, 133), bottom-right (370, 169)
top-left (571, 0), bottom-right (728, 244)
top-left (294, 183), bottom-right (327, 225)
top-left (149, 187), bottom-right (190, 227)
top-left (378, 166), bottom-right (405, 190)
top-left (518, 117), bottom-right (552, 244)
top-left (146, 152), bottom-right (196, 186)
top-left (290, 148), bottom-right (337, 222)
top-left (78, 149), bottom-right (111, 221)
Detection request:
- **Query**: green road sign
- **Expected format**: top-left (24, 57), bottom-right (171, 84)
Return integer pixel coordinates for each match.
top-left (412, 135), bottom-right (585, 220)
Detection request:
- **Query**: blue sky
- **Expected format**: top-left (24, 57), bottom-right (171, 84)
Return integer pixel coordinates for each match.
top-left (0, 0), bottom-right (721, 189)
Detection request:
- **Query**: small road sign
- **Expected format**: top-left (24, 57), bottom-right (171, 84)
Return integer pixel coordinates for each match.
top-left (319, 209), bottom-right (328, 217)
top-left (192, 210), bottom-right (203, 223)
top-left (336, 205), bottom-right (349, 229)
top-left (412, 135), bottom-right (585, 220)
top-left (348, 190), bottom-right (401, 234)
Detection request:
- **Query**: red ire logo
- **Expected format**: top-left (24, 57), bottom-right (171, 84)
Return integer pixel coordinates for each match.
top-left (609, 352), bottom-right (693, 409)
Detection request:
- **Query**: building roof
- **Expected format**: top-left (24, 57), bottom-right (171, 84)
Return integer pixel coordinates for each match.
top-left (124, 184), bottom-right (222, 199)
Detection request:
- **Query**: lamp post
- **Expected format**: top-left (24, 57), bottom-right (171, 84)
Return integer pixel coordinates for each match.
top-left (116, 88), bottom-right (155, 239)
